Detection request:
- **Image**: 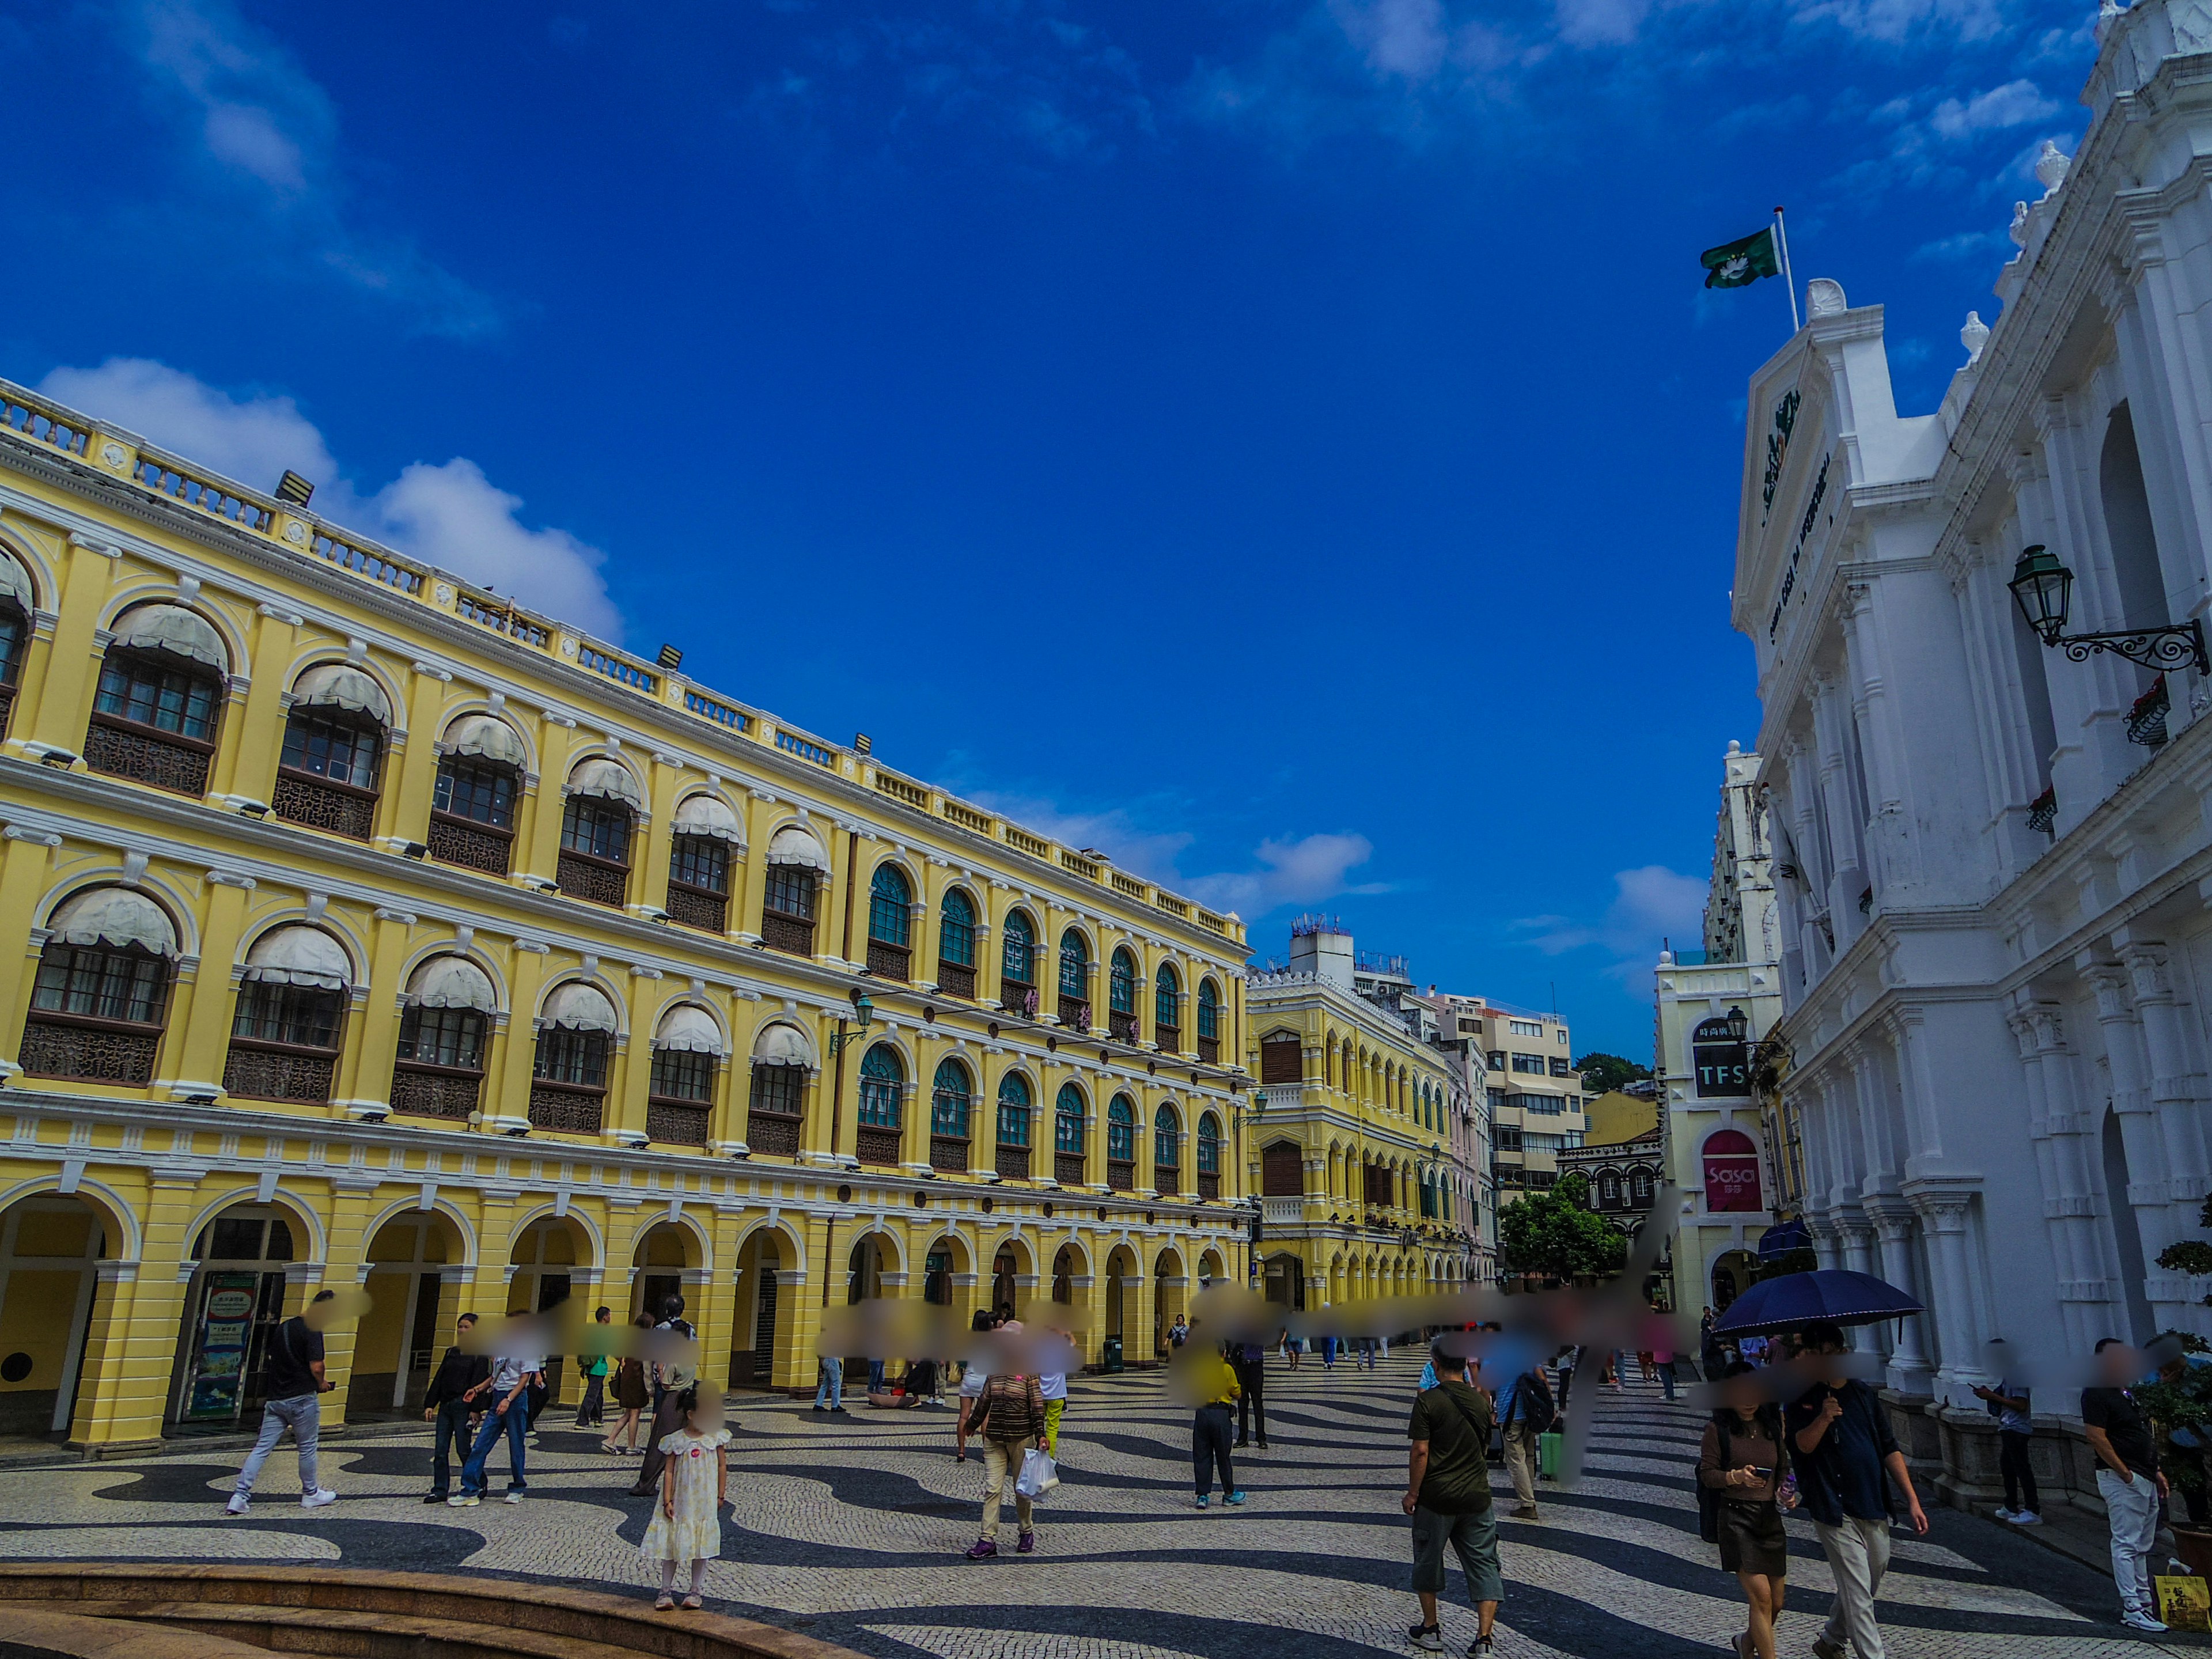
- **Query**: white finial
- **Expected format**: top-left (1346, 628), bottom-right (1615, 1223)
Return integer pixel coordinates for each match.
top-left (1726, 739), bottom-right (1742, 756)
top-left (2035, 139), bottom-right (2071, 198)
top-left (2097, 0), bottom-right (2122, 36)
top-left (1961, 311), bottom-right (1990, 364)
top-left (1805, 278), bottom-right (1847, 318)
top-left (2009, 202), bottom-right (2030, 248)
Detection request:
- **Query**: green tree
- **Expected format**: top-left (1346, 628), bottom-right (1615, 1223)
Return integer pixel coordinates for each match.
top-left (1574, 1052), bottom-right (1652, 1095)
top-left (1498, 1172), bottom-right (1629, 1282)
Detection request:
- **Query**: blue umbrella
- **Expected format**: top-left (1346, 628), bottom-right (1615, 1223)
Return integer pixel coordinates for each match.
top-left (1713, 1269), bottom-right (1923, 1338)
top-left (1757, 1219), bottom-right (1812, 1260)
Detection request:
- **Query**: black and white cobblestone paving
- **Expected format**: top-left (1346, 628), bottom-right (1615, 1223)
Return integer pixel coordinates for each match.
top-left (3, 1357), bottom-right (2202, 1656)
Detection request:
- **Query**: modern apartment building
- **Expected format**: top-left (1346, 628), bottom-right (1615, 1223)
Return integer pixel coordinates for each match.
top-left (1457, 1003), bottom-right (1585, 1200)
top-left (0, 373), bottom-right (1253, 1451)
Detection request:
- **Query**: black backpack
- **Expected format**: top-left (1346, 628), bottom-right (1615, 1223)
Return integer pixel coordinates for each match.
top-left (1516, 1369), bottom-right (1557, 1437)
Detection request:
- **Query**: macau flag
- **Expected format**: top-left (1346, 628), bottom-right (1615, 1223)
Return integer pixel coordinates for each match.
top-left (1701, 226), bottom-right (1781, 289)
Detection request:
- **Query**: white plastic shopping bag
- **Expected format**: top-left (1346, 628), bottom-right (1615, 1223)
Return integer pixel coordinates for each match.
top-left (1016, 1446), bottom-right (1059, 1498)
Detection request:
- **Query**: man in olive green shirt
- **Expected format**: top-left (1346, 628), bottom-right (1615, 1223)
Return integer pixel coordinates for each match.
top-left (1404, 1345), bottom-right (1502, 1656)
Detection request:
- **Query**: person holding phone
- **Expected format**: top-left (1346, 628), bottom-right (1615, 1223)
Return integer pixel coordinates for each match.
top-left (1700, 1362), bottom-right (1796, 1659)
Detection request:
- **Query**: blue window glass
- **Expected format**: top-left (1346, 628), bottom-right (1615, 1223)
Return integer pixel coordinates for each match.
top-left (930, 1058), bottom-right (970, 1138)
top-left (1058, 931), bottom-right (1087, 998)
top-left (1154, 966), bottom-right (1179, 1031)
top-left (1109, 949), bottom-right (1138, 1015)
top-left (996, 1073), bottom-right (1031, 1149)
top-left (858, 1044), bottom-right (903, 1129)
top-left (940, 889), bottom-right (976, 968)
top-left (96, 652), bottom-right (218, 738)
top-left (1107, 1095), bottom-right (1135, 1161)
top-left (1002, 911), bottom-right (1035, 985)
top-left (1154, 1105), bottom-right (1180, 1169)
top-left (1055, 1084), bottom-right (1085, 1154)
top-left (1197, 1113), bottom-right (1221, 1175)
top-left (1197, 981), bottom-right (1219, 1040)
top-left (869, 865), bottom-right (912, 947)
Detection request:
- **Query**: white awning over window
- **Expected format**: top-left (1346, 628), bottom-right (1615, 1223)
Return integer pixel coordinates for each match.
top-left (672, 794), bottom-right (744, 843)
top-left (654, 1004), bottom-right (726, 1055)
top-left (46, 888), bottom-right (178, 958)
top-left (242, 925), bottom-right (351, 989)
top-left (541, 981), bottom-right (618, 1032)
top-left (445, 714), bottom-right (526, 767)
top-left (566, 757), bottom-right (642, 808)
top-left (752, 1022), bottom-right (812, 1068)
top-left (291, 663), bottom-right (392, 725)
top-left (0, 551), bottom-right (32, 612)
top-left (114, 604), bottom-right (227, 671)
top-left (406, 955), bottom-right (496, 1012)
top-left (766, 825), bottom-right (831, 871)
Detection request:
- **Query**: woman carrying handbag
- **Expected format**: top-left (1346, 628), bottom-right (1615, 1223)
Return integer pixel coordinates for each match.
top-left (964, 1349), bottom-right (1047, 1560)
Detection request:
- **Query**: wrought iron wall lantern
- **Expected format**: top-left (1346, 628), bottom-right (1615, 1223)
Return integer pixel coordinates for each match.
top-left (825, 986), bottom-right (876, 1061)
top-left (2008, 545), bottom-right (2210, 673)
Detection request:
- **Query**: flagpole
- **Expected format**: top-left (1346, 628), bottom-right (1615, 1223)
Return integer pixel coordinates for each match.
top-left (1774, 206), bottom-right (1801, 333)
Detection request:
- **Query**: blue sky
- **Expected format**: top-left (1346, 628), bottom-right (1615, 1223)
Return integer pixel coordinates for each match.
top-left (1, 0), bottom-right (2089, 1055)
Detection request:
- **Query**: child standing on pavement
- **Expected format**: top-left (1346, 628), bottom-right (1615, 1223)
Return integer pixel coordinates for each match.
top-left (641, 1385), bottom-right (729, 1611)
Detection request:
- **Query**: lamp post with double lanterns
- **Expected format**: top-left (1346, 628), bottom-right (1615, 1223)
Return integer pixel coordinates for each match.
top-left (2009, 544), bottom-right (2210, 674)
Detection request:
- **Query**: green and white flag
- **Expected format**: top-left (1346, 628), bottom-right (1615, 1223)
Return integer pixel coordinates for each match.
top-left (1701, 226), bottom-right (1781, 289)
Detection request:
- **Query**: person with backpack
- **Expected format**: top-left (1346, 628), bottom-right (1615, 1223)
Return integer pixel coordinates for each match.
top-left (1403, 1343), bottom-right (1502, 1657)
top-left (574, 1305), bottom-right (611, 1429)
top-left (1699, 1361), bottom-right (1798, 1659)
top-left (225, 1289), bottom-right (339, 1515)
top-left (1494, 1360), bottom-right (1555, 1521)
top-left (1233, 1335), bottom-right (1269, 1450)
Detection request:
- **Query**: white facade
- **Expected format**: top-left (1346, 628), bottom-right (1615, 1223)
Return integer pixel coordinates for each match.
top-left (1657, 742), bottom-right (1787, 1319)
top-left (1732, 0), bottom-right (2212, 1488)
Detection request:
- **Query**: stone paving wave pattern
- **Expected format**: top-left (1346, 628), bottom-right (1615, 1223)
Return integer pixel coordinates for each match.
top-left (0, 1358), bottom-right (2197, 1656)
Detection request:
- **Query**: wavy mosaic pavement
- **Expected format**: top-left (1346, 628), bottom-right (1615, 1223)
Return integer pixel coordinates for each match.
top-left (0, 1358), bottom-right (2195, 1657)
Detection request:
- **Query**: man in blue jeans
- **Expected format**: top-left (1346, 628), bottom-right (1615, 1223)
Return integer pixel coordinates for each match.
top-left (448, 1341), bottom-right (541, 1506)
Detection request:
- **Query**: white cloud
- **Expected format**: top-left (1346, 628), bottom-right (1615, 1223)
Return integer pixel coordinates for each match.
top-left (123, 0), bottom-right (498, 337)
top-left (1330, 0), bottom-right (1451, 79)
top-left (1929, 78), bottom-right (2057, 139)
top-left (1513, 863), bottom-right (1706, 985)
top-left (40, 359), bottom-right (620, 640)
top-left (1555, 0), bottom-right (1652, 47)
top-left (1788, 0), bottom-right (2005, 43)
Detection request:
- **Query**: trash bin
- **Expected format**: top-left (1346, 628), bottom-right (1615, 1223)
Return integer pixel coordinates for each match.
top-left (1103, 1336), bottom-right (1124, 1374)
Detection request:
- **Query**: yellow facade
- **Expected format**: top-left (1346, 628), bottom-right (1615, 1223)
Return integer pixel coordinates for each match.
top-left (0, 377), bottom-right (1251, 1453)
top-left (1582, 1089), bottom-right (1658, 1148)
top-left (1244, 933), bottom-right (1461, 1312)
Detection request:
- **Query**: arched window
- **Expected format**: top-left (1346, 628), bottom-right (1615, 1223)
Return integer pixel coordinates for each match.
top-left (1196, 979), bottom-right (1221, 1062)
top-left (937, 889), bottom-right (978, 998)
top-left (0, 550), bottom-right (31, 737)
top-left (1106, 1094), bottom-right (1137, 1190)
top-left (275, 663), bottom-right (390, 841)
top-left (1056, 931), bottom-right (1090, 1029)
top-left (929, 1058), bottom-right (972, 1171)
top-left (1001, 910), bottom-right (1037, 1014)
top-left (558, 758), bottom-right (640, 907)
top-left (86, 604), bottom-right (228, 796)
top-left (1259, 1030), bottom-right (1303, 1087)
top-left (995, 1073), bottom-right (1032, 1181)
top-left (868, 865), bottom-right (914, 980)
top-left (1154, 965), bottom-right (1181, 1052)
top-left (667, 794), bottom-right (742, 934)
top-left (224, 925), bottom-right (351, 1104)
top-left (18, 888), bottom-right (177, 1085)
top-left (1599, 1172), bottom-right (1622, 1209)
top-left (762, 826), bottom-right (830, 957)
top-left (1154, 1104), bottom-right (1181, 1194)
top-left (746, 1022), bottom-right (811, 1158)
top-left (392, 955), bottom-right (494, 1121)
top-left (430, 714), bottom-right (525, 875)
top-left (855, 1044), bottom-right (904, 1166)
top-left (1054, 1083), bottom-right (1086, 1184)
top-left (1630, 1166), bottom-right (1654, 1205)
top-left (1108, 948), bottom-right (1139, 1041)
top-left (1197, 1112), bottom-right (1223, 1200)
top-left (648, 1005), bottom-right (725, 1146)
top-left (530, 982), bottom-right (618, 1135)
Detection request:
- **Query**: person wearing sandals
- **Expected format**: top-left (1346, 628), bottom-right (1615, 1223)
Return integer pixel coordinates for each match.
top-left (964, 1349), bottom-right (1046, 1559)
top-left (605, 1314), bottom-right (652, 1455)
top-left (641, 1384), bottom-right (729, 1611)
top-left (1699, 1361), bottom-right (1798, 1659)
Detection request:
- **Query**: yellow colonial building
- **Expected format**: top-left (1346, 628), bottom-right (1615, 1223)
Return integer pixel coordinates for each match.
top-left (1245, 921), bottom-right (1461, 1310)
top-left (0, 375), bottom-right (1253, 1455)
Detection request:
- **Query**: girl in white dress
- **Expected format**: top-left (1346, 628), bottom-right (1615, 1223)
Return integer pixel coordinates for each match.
top-left (640, 1385), bottom-right (729, 1610)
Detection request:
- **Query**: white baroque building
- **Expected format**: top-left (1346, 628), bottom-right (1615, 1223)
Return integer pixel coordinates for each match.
top-left (1733, 1), bottom-right (2212, 1501)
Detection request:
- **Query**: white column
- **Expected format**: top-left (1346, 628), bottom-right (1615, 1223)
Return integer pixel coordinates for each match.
top-left (1910, 1188), bottom-right (1988, 1403)
top-left (2086, 960), bottom-right (2190, 1332)
top-left (1863, 1198), bottom-right (1933, 1393)
top-left (2011, 1004), bottom-right (2117, 1358)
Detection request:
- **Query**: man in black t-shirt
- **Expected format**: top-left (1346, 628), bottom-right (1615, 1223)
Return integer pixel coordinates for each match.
top-left (226, 1289), bottom-right (338, 1516)
top-left (1403, 1345), bottom-right (1502, 1657)
top-left (2083, 1337), bottom-right (2170, 1633)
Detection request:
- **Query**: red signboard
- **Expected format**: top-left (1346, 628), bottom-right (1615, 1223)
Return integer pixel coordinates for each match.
top-left (1702, 1129), bottom-right (1763, 1213)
